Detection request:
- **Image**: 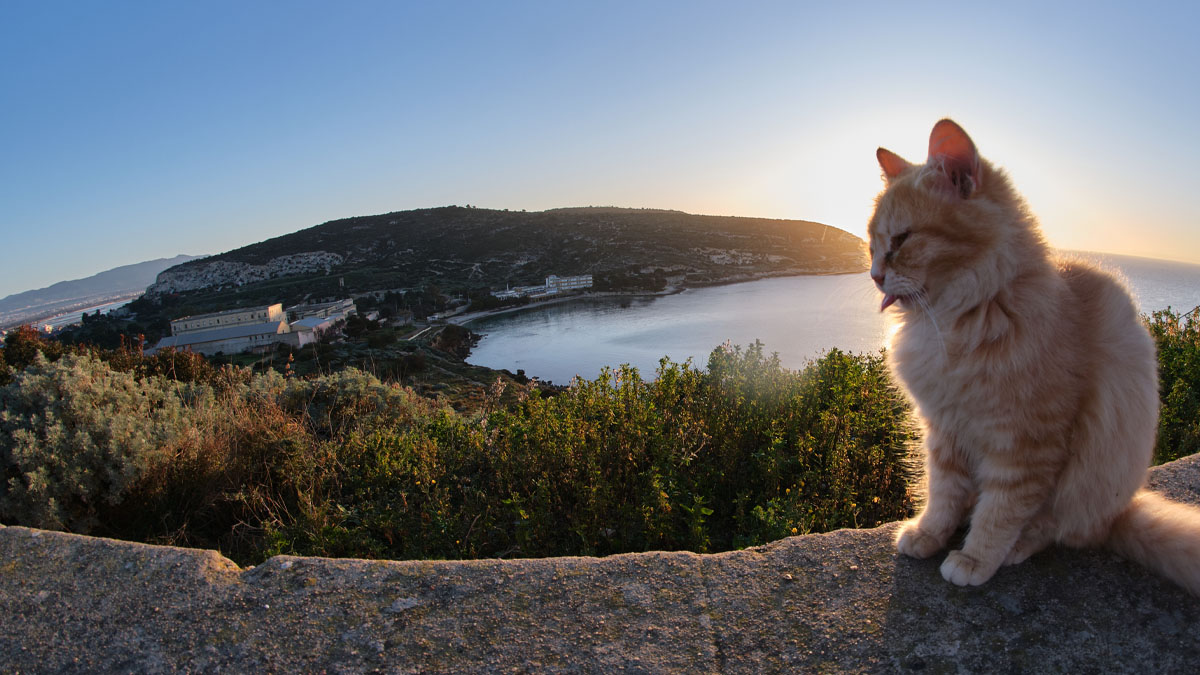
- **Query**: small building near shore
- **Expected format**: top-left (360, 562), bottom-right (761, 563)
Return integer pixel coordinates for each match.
top-left (429, 304), bottom-right (469, 321)
top-left (286, 298), bottom-right (356, 322)
top-left (493, 274), bottom-right (592, 300)
top-left (289, 316), bottom-right (336, 344)
top-left (546, 274), bottom-right (593, 292)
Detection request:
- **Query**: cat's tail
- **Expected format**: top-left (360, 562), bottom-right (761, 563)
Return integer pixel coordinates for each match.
top-left (1106, 489), bottom-right (1200, 596)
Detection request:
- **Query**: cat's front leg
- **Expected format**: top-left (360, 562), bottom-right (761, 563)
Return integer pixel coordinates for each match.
top-left (941, 458), bottom-right (1051, 586)
top-left (896, 438), bottom-right (973, 559)
top-left (1003, 509), bottom-right (1057, 566)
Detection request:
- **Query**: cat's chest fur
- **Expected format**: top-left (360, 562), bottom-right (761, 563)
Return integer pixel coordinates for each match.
top-left (888, 292), bottom-right (1080, 454)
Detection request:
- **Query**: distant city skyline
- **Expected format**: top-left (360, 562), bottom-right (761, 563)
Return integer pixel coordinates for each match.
top-left (2, 1), bottom-right (1198, 299)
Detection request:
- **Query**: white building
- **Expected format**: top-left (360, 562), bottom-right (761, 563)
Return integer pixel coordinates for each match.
top-left (286, 298), bottom-right (356, 322)
top-left (289, 316), bottom-right (336, 344)
top-left (546, 274), bottom-right (593, 292)
top-left (492, 274), bottom-right (593, 300)
top-left (150, 321), bottom-right (293, 356)
top-left (170, 304), bottom-right (286, 336)
top-left (151, 302), bottom-right (305, 356)
top-left (491, 288), bottom-right (524, 300)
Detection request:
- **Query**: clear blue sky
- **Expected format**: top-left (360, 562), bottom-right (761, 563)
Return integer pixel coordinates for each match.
top-left (2, 1), bottom-right (1197, 299)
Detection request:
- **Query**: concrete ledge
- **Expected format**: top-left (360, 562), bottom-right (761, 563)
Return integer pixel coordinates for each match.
top-left (3, 455), bottom-right (1199, 673)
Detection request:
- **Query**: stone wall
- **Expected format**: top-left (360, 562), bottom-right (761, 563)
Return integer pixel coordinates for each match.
top-left (2, 454), bottom-right (1198, 672)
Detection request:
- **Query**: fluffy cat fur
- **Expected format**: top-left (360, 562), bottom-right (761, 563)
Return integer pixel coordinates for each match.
top-left (868, 118), bottom-right (1200, 594)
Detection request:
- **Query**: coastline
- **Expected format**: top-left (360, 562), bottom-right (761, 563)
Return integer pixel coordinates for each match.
top-left (449, 268), bottom-right (864, 328)
top-left (448, 287), bottom-right (682, 327)
top-left (1, 293), bottom-right (143, 332)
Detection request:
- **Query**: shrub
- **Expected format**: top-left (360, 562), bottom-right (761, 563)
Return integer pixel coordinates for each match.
top-left (3, 325), bottom-right (65, 371)
top-left (263, 343), bottom-right (918, 562)
top-left (110, 375), bottom-right (323, 562)
top-left (1148, 308), bottom-right (1200, 464)
top-left (0, 353), bottom-right (194, 531)
top-left (14, 309), bottom-right (1200, 567)
top-left (366, 329), bottom-right (397, 349)
top-left (102, 344), bottom-right (223, 386)
top-left (279, 367), bottom-right (437, 438)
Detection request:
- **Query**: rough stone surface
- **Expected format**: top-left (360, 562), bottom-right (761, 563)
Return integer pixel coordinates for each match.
top-left (3, 455), bottom-right (1199, 673)
top-left (146, 252), bottom-right (344, 295)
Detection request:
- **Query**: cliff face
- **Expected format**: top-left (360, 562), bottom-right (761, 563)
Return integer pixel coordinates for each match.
top-left (3, 454), bottom-right (1198, 672)
top-left (146, 252), bottom-right (345, 295)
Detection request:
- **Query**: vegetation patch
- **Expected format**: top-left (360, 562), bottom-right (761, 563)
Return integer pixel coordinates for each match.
top-left (1149, 307), bottom-right (1200, 463)
top-left (1, 329), bottom-right (915, 564)
top-left (2, 308), bottom-right (1198, 565)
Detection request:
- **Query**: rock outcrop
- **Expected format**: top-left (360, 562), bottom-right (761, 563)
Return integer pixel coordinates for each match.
top-left (146, 252), bottom-right (344, 295)
top-left (3, 455), bottom-right (1199, 673)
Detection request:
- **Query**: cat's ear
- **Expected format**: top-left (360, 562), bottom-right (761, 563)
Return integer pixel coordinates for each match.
top-left (877, 148), bottom-right (911, 181)
top-left (927, 119), bottom-right (980, 198)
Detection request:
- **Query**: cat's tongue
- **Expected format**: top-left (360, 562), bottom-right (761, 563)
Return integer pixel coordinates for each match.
top-left (880, 294), bottom-right (898, 312)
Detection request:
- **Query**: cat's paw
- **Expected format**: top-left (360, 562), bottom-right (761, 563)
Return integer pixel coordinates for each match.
top-left (940, 550), bottom-right (1000, 586)
top-left (896, 522), bottom-right (945, 559)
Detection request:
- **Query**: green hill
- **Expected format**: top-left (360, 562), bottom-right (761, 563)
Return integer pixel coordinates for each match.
top-left (148, 206), bottom-right (866, 310)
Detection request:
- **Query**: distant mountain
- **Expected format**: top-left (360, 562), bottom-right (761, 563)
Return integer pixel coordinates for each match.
top-left (0, 255), bottom-right (206, 328)
top-left (147, 206), bottom-right (866, 308)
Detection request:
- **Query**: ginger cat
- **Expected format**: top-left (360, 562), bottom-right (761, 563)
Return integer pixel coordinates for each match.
top-left (869, 119), bottom-right (1200, 593)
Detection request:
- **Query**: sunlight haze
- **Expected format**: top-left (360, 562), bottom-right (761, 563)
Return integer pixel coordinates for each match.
top-left (1, 1), bottom-right (1197, 298)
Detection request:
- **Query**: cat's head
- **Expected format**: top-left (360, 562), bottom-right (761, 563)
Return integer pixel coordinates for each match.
top-left (867, 119), bottom-right (1042, 315)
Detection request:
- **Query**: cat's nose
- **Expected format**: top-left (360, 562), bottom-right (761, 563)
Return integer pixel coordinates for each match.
top-left (871, 270), bottom-right (885, 287)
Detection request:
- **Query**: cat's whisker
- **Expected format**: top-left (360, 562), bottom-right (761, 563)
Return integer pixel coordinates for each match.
top-left (914, 291), bottom-right (947, 357)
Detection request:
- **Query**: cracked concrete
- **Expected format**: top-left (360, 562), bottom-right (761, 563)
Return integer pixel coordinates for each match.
top-left (2, 454), bottom-right (1199, 672)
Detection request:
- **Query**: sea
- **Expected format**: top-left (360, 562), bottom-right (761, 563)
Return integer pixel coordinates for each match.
top-left (465, 253), bottom-right (1200, 384)
top-left (38, 298), bottom-right (135, 331)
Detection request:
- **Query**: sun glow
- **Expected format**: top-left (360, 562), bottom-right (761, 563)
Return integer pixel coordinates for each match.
top-left (3, 2), bottom-right (1199, 299)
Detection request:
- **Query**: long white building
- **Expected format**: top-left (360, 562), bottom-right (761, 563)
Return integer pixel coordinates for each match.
top-left (150, 302), bottom-right (322, 356)
top-left (286, 298), bottom-right (356, 322)
top-left (493, 274), bottom-right (593, 300)
top-left (546, 274), bottom-right (593, 292)
top-left (150, 321), bottom-right (300, 356)
top-left (170, 304), bottom-right (286, 336)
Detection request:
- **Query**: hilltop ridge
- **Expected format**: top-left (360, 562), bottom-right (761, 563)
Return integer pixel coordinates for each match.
top-left (0, 255), bottom-right (204, 329)
top-left (146, 206), bottom-right (866, 306)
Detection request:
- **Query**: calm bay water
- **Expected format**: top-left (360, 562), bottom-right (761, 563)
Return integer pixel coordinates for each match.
top-left (43, 298), bottom-right (134, 330)
top-left (466, 253), bottom-right (1200, 384)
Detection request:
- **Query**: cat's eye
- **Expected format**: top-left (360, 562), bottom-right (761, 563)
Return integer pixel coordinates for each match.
top-left (891, 231), bottom-right (910, 250)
